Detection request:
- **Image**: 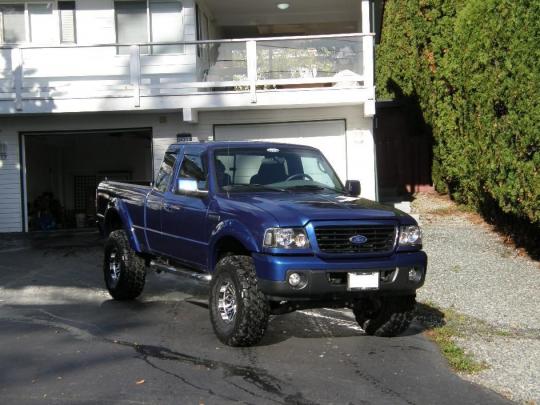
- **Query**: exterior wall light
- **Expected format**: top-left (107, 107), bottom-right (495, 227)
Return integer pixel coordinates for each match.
top-left (277, 3), bottom-right (290, 10)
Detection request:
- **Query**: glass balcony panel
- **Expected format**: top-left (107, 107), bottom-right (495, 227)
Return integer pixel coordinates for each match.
top-left (151, 44), bottom-right (184, 54)
top-left (256, 37), bottom-right (363, 81)
top-left (198, 42), bottom-right (248, 84)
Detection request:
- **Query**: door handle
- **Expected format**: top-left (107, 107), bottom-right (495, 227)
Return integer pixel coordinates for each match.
top-left (163, 202), bottom-right (180, 213)
top-left (208, 213), bottom-right (220, 222)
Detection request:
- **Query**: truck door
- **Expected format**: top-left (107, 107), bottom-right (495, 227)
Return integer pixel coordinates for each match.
top-left (160, 147), bottom-right (210, 267)
top-left (144, 151), bottom-right (178, 253)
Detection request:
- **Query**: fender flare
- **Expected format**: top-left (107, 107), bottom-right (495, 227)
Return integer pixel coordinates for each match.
top-left (103, 198), bottom-right (143, 253)
top-left (207, 219), bottom-right (260, 272)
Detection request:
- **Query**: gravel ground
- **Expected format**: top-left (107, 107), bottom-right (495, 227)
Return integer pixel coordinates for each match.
top-left (458, 337), bottom-right (540, 403)
top-left (412, 192), bottom-right (540, 403)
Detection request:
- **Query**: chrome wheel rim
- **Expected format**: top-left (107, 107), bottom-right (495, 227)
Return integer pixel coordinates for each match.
top-left (108, 249), bottom-right (121, 287)
top-left (217, 280), bottom-right (237, 323)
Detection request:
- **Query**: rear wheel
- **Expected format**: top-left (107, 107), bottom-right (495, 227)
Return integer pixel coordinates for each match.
top-left (209, 255), bottom-right (269, 346)
top-left (103, 230), bottom-right (146, 300)
top-left (353, 296), bottom-right (415, 337)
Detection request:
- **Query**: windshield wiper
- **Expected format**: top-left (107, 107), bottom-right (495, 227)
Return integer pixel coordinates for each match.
top-left (285, 184), bottom-right (343, 193)
top-left (225, 184), bottom-right (286, 192)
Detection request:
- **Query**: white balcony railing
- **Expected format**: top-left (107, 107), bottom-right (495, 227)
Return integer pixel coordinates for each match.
top-left (0, 33), bottom-right (374, 112)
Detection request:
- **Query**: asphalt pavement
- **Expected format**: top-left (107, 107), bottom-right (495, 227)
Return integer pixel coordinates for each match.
top-left (0, 232), bottom-right (511, 405)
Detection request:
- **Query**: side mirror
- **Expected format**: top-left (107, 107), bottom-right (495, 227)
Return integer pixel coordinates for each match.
top-left (177, 178), bottom-right (208, 197)
top-left (345, 180), bottom-right (361, 197)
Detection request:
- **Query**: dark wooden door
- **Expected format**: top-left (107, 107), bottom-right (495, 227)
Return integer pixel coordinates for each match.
top-left (375, 101), bottom-right (433, 199)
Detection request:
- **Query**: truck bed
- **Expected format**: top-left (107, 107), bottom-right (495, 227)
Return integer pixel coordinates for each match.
top-left (96, 180), bottom-right (152, 234)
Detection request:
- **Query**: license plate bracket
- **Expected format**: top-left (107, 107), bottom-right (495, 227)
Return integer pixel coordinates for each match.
top-left (347, 272), bottom-right (379, 290)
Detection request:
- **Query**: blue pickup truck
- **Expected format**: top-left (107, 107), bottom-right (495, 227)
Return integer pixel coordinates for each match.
top-left (97, 141), bottom-right (427, 346)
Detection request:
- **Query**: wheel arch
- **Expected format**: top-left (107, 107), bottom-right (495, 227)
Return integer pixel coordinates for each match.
top-left (209, 220), bottom-right (260, 272)
top-left (213, 236), bottom-right (250, 265)
top-left (103, 208), bottom-right (123, 236)
top-left (103, 200), bottom-right (143, 253)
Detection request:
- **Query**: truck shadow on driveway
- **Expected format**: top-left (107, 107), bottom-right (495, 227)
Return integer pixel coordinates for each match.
top-left (0, 233), bottom-right (443, 349)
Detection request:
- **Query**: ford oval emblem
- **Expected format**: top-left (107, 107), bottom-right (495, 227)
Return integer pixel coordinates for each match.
top-left (350, 235), bottom-right (368, 245)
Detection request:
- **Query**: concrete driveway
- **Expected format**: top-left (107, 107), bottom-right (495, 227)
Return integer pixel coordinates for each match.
top-left (0, 232), bottom-right (511, 405)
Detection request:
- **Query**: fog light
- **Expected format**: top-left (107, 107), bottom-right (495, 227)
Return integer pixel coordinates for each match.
top-left (287, 272), bottom-right (307, 289)
top-left (408, 268), bottom-right (422, 283)
top-left (288, 272), bottom-right (302, 287)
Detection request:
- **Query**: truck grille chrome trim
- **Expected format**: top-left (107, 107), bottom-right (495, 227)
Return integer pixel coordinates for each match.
top-left (314, 225), bottom-right (397, 254)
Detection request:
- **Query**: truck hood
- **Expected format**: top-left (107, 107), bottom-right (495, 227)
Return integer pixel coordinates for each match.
top-left (221, 192), bottom-right (413, 226)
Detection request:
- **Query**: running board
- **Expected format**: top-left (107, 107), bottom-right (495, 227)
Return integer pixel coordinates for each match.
top-left (150, 260), bottom-right (212, 283)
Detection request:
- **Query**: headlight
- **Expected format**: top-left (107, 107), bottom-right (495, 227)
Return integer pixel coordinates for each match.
top-left (399, 225), bottom-right (422, 246)
top-left (263, 228), bottom-right (310, 249)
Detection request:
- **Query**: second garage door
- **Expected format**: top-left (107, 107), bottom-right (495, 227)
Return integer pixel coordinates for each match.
top-left (213, 120), bottom-right (347, 182)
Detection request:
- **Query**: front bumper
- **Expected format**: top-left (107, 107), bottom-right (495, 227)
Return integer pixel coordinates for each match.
top-left (252, 251), bottom-right (427, 300)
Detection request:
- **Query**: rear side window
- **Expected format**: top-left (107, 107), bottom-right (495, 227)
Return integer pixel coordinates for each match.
top-left (154, 152), bottom-right (176, 192)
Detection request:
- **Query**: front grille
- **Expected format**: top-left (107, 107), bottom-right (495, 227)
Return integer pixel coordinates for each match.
top-left (315, 225), bottom-right (397, 254)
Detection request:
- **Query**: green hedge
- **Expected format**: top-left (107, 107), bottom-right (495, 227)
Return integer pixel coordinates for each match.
top-left (376, 0), bottom-right (540, 225)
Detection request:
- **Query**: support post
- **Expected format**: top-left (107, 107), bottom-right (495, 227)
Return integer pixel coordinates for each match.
top-left (364, 85), bottom-right (376, 117)
top-left (362, 34), bottom-right (374, 89)
top-left (12, 48), bottom-right (23, 111)
top-left (130, 45), bottom-right (141, 107)
top-left (182, 108), bottom-right (199, 123)
top-left (361, 0), bottom-right (371, 34)
top-left (361, 0), bottom-right (375, 116)
top-left (246, 40), bottom-right (257, 104)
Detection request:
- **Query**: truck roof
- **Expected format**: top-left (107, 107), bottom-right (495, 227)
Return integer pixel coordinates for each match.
top-left (166, 141), bottom-right (319, 154)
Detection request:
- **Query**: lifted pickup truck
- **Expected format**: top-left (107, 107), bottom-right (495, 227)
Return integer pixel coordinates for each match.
top-left (97, 141), bottom-right (427, 346)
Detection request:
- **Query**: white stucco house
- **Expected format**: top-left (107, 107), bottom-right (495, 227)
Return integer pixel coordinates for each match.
top-left (0, 0), bottom-right (379, 233)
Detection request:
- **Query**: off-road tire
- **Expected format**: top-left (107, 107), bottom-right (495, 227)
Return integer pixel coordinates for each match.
top-left (353, 296), bottom-right (415, 337)
top-left (209, 255), bottom-right (269, 347)
top-left (103, 230), bottom-right (146, 300)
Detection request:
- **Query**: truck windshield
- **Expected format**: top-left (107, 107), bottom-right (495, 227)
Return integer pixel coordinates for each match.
top-left (214, 147), bottom-right (345, 193)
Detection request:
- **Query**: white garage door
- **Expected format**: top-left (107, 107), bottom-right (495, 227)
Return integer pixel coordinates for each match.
top-left (214, 120), bottom-right (347, 182)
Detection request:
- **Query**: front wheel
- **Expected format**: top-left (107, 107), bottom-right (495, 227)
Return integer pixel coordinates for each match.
top-left (209, 255), bottom-right (269, 347)
top-left (103, 230), bottom-right (146, 300)
top-left (353, 296), bottom-right (415, 337)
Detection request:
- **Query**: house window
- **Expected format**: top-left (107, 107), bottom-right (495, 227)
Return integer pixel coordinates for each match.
top-left (195, 4), bottom-right (209, 58)
top-left (59, 1), bottom-right (76, 43)
top-left (0, 4), bottom-right (25, 43)
top-left (196, 5), bottom-right (208, 41)
top-left (115, 0), bottom-right (147, 54)
top-left (149, 0), bottom-right (183, 54)
top-left (0, 2), bottom-right (78, 45)
top-left (114, 0), bottom-right (184, 55)
top-left (28, 3), bottom-right (56, 44)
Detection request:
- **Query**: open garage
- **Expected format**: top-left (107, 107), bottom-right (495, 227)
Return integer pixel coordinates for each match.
top-left (22, 129), bottom-right (153, 231)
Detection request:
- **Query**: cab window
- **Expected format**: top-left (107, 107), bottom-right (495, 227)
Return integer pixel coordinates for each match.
top-left (154, 152), bottom-right (176, 192)
top-left (178, 153), bottom-right (208, 190)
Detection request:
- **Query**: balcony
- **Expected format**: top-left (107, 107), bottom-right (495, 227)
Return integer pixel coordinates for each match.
top-left (0, 33), bottom-right (374, 116)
